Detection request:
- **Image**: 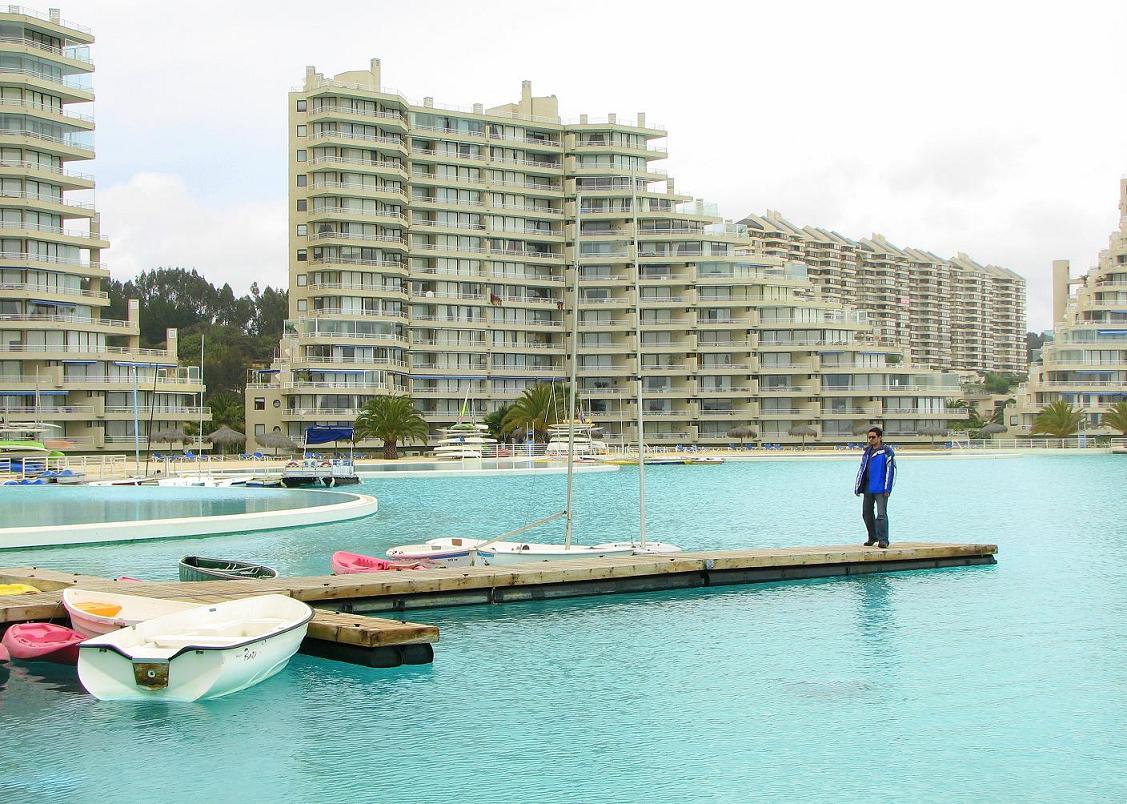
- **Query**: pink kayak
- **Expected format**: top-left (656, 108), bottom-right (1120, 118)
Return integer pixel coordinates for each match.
top-left (2, 622), bottom-right (84, 665)
top-left (330, 551), bottom-right (433, 575)
top-left (0, 641), bottom-right (9, 663)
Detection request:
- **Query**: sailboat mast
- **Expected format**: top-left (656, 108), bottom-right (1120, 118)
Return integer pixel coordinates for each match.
top-left (632, 180), bottom-right (647, 548)
top-left (198, 333), bottom-right (205, 457)
top-left (564, 192), bottom-right (581, 549)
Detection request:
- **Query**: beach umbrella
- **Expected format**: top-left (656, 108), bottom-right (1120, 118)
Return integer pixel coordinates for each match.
top-left (918, 424), bottom-right (947, 446)
top-left (207, 425), bottom-right (246, 454)
top-left (788, 423), bottom-right (817, 450)
top-left (726, 426), bottom-right (756, 445)
top-left (256, 431), bottom-right (299, 456)
top-left (150, 428), bottom-right (187, 444)
top-left (980, 422), bottom-right (1006, 436)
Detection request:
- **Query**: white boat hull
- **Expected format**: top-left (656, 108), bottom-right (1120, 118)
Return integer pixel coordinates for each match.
top-left (77, 595), bottom-right (312, 702)
top-left (63, 588), bottom-right (201, 638)
top-left (475, 543), bottom-right (637, 565)
top-left (387, 537), bottom-right (489, 567)
top-left (589, 540), bottom-right (684, 555)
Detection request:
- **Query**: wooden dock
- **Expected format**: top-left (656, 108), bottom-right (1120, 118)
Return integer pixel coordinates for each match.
top-left (0, 568), bottom-right (439, 668)
top-left (1, 543), bottom-right (995, 662)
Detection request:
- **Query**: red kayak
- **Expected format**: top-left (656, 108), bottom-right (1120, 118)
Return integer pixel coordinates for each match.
top-left (2, 622), bottom-right (84, 665)
top-left (330, 550), bottom-right (433, 575)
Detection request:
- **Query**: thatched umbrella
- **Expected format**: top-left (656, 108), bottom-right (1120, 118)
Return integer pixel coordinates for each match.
top-left (726, 426), bottom-right (756, 445)
top-left (918, 424), bottom-right (947, 446)
top-left (980, 422), bottom-right (1007, 436)
top-left (788, 423), bottom-right (817, 450)
top-left (150, 428), bottom-right (187, 445)
top-left (256, 431), bottom-right (300, 456)
top-left (208, 425), bottom-right (245, 455)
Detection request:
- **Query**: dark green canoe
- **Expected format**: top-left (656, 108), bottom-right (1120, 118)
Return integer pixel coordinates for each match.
top-left (178, 556), bottom-right (279, 582)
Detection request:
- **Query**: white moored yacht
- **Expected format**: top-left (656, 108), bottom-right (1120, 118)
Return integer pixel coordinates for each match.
top-left (432, 422), bottom-right (498, 460)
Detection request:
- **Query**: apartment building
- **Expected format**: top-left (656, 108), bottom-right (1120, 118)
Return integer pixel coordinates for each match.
top-left (0, 7), bottom-right (206, 453)
top-left (740, 211), bottom-right (1027, 374)
top-left (246, 59), bottom-right (966, 449)
top-left (1014, 179), bottom-right (1127, 432)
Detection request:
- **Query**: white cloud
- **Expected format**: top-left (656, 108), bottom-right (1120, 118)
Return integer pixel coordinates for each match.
top-left (99, 173), bottom-right (287, 292)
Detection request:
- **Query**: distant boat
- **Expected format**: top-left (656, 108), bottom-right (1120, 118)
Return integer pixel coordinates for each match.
top-left (2, 622), bottom-right (84, 664)
top-left (330, 550), bottom-right (433, 574)
top-left (386, 537), bottom-right (491, 567)
top-left (432, 422), bottom-right (497, 460)
top-left (77, 594), bottom-right (313, 702)
top-left (63, 588), bottom-right (201, 638)
top-left (179, 556), bottom-right (279, 582)
top-left (683, 456), bottom-right (725, 465)
top-left (544, 420), bottom-right (608, 458)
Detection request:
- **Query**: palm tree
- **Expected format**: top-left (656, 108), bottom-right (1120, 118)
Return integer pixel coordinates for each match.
top-left (353, 395), bottom-right (429, 459)
top-left (1030, 400), bottom-right (1084, 438)
top-left (484, 404), bottom-right (513, 441)
top-left (501, 383), bottom-right (569, 442)
top-left (1103, 401), bottom-right (1127, 435)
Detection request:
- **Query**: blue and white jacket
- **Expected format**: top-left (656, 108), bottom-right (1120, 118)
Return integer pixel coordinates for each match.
top-left (854, 444), bottom-right (896, 495)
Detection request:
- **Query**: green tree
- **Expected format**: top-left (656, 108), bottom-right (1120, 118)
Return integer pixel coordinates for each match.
top-left (484, 404), bottom-right (513, 440)
top-left (501, 383), bottom-right (569, 442)
top-left (1102, 401), bottom-right (1127, 435)
top-left (981, 372), bottom-right (1026, 395)
top-left (206, 391), bottom-right (246, 432)
top-left (1030, 400), bottom-right (1083, 438)
top-left (354, 395), bottom-right (429, 459)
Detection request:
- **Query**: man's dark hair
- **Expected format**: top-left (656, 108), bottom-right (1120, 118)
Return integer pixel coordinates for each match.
top-left (867, 426), bottom-right (883, 437)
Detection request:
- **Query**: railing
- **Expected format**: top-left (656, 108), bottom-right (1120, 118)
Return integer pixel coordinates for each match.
top-left (0, 128), bottom-right (93, 150)
top-left (307, 130), bottom-right (404, 147)
top-left (0, 221), bottom-right (103, 240)
top-left (309, 256), bottom-right (404, 270)
top-left (309, 104), bottom-right (406, 122)
top-left (311, 230), bottom-right (405, 243)
top-left (104, 406), bottom-right (211, 415)
top-left (0, 282), bottom-right (107, 298)
top-left (311, 180), bottom-right (406, 196)
top-left (0, 158), bottom-right (93, 181)
top-left (63, 375), bottom-right (200, 387)
top-left (0, 404), bottom-right (94, 414)
top-left (0, 312), bottom-right (131, 327)
top-left (0, 97), bottom-right (93, 121)
top-left (0, 6), bottom-right (93, 35)
top-left (0, 192), bottom-right (95, 210)
top-left (310, 155), bottom-right (405, 171)
top-left (283, 407), bottom-right (363, 417)
top-left (0, 343), bottom-right (165, 357)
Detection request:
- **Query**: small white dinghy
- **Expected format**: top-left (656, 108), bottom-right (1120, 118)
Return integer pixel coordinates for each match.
top-left (77, 594), bottom-right (313, 702)
top-left (63, 588), bottom-right (201, 638)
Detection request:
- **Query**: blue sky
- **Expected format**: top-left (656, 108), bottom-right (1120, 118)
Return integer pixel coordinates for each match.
top-left (74, 0), bottom-right (1127, 330)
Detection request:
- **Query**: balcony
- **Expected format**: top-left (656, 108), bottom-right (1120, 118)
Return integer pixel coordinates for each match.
top-left (0, 282), bottom-right (107, 300)
top-left (0, 158), bottom-right (93, 189)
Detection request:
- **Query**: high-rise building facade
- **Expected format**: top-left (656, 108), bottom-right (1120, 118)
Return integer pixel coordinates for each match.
top-left (246, 60), bottom-right (966, 449)
top-left (0, 7), bottom-right (206, 453)
top-left (1014, 179), bottom-right (1127, 432)
top-left (740, 211), bottom-right (1027, 374)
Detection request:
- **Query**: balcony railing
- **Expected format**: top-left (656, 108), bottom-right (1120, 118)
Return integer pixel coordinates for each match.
top-left (0, 158), bottom-right (93, 181)
top-left (0, 312), bottom-right (130, 327)
top-left (0, 343), bottom-right (166, 357)
top-left (0, 128), bottom-right (93, 151)
top-left (0, 282), bottom-right (107, 299)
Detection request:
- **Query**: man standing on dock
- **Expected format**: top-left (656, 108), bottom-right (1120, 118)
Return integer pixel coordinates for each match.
top-left (854, 426), bottom-right (896, 548)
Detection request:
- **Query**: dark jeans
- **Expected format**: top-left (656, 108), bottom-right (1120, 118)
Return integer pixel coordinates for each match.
top-left (862, 493), bottom-right (890, 544)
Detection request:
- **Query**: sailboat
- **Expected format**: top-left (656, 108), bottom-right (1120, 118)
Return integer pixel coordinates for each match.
top-left (475, 180), bottom-right (681, 562)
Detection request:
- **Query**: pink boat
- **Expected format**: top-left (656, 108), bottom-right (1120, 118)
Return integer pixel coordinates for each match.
top-left (0, 641), bottom-right (9, 663)
top-left (2, 622), bottom-right (84, 665)
top-left (330, 550), bottom-right (433, 575)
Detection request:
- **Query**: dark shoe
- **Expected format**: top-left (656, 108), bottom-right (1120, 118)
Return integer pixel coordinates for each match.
top-left (877, 541), bottom-right (889, 549)
top-left (864, 540), bottom-right (877, 546)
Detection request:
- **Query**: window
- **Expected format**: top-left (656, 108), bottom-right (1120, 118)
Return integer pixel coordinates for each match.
top-left (296, 249), bottom-right (307, 261)
top-left (296, 174), bottom-right (307, 187)
top-left (296, 150), bottom-right (307, 162)
top-left (273, 399), bottom-right (281, 408)
top-left (297, 199), bottom-right (307, 212)
top-left (296, 125), bottom-right (307, 137)
top-left (296, 274), bottom-right (307, 287)
top-left (296, 100), bottom-right (307, 112)
top-left (296, 224), bottom-right (307, 236)
top-left (254, 398), bottom-right (265, 411)
top-left (296, 299), bottom-right (307, 311)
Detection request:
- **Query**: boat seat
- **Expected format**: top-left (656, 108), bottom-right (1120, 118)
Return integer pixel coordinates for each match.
top-left (146, 635), bottom-right (242, 648)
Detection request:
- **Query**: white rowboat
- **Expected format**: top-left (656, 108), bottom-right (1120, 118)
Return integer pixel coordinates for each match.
top-left (63, 588), bottom-right (201, 638)
top-left (77, 594), bottom-right (312, 702)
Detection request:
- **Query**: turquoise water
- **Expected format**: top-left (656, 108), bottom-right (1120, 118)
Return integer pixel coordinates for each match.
top-left (0, 486), bottom-right (340, 529)
top-left (1, 454), bottom-right (1125, 801)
